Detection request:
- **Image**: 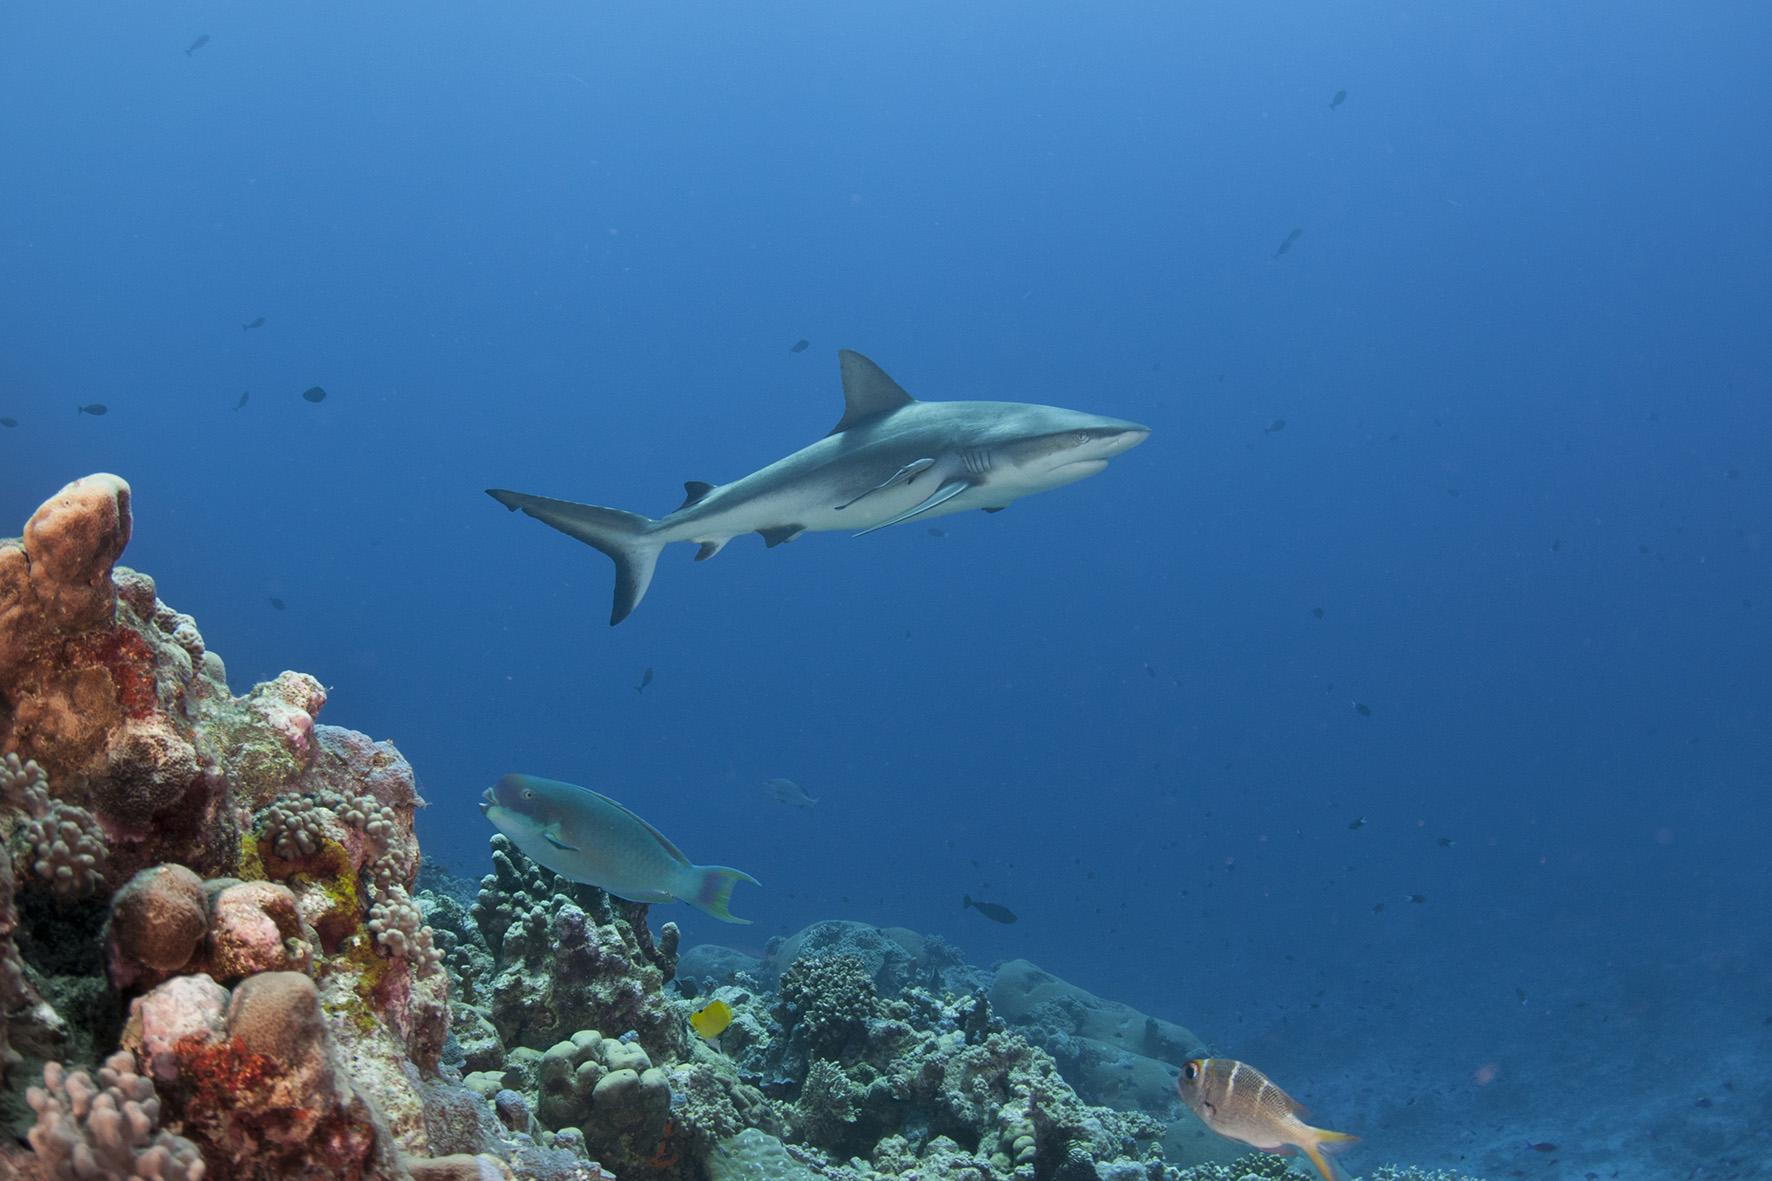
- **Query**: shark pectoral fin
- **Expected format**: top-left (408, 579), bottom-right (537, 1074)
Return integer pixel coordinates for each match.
top-left (834, 457), bottom-right (936, 510)
top-left (853, 479), bottom-right (974, 537)
top-left (541, 824), bottom-right (579, 852)
top-left (758, 524), bottom-right (806, 548)
top-left (694, 539), bottom-right (729, 562)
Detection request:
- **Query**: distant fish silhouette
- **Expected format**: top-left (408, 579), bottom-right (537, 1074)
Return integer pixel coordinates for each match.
top-left (0, 417), bottom-right (16, 429)
top-left (269, 597), bottom-right (286, 610)
top-left (301, 386), bottom-right (327, 403)
top-left (963, 894), bottom-right (1017, 924)
top-left (1352, 701), bottom-right (1372, 717)
top-left (635, 667), bottom-right (654, 694)
top-left (760, 777), bottom-right (819, 808)
top-left (185, 34), bottom-right (209, 57)
top-left (789, 338), bottom-right (811, 353)
top-left (1273, 228), bottom-right (1304, 259)
top-left (235, 391), bottom-right (250, 410)
top-left (1330, 88), bottom-right (1347, 111)
top-left (1263, 418), bottom-right (1286, 434)
top-left (77, 403), bottom-right (108, 416)
top-left (242, 316), bottom-right (265, 331)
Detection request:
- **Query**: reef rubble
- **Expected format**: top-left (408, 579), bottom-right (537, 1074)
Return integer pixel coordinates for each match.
top-left (1, 474), bottom-right (1477, 1181)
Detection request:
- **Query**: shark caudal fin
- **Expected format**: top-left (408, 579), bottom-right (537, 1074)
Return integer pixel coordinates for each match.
top-left (687, 865), bottom-right (760, 924)
top-left (1299, 1128), bottom-right (1359, 1181)
top-left (487, 489), bottom-right (664, 625)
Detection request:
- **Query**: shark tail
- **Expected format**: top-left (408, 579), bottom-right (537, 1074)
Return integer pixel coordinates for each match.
top-left (487, 489), bottom-right (664, 625)
top-left (687, 865), bottom-right (759, 924)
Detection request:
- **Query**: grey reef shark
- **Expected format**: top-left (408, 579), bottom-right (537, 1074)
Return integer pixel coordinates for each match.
top-left (488, 349), bottom-right (1150, 624)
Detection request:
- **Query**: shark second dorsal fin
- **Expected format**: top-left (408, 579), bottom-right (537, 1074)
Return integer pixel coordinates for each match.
top-left (830, 350), bottom-right (915, 435)
top-left (679, 481), bottom-right (715, 510)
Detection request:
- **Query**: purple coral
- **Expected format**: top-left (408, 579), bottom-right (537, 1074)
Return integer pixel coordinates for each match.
top-left (25, 1051), bottom-right (207, 1180)
top-left (4, 753), bottom-right (110, 900)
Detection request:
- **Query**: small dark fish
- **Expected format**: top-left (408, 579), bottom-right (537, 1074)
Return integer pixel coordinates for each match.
top-left (1330, 89), bottom-right (1347, 110)
top-left (1407, 893), bottom-right (1427, 904)
top-left (301, 386), bottom-right (327, 403)
top-left (0, 417), bottom-right (16, 428)
top-left (1347, 817), bottom-right (1365, 830)
top-left (1372, 902), bottom-right (1385, 914)
top-left (1353, 701), bottom-right (1372, 717)
top-left (1311, 606), bottom-right (1324, 619)
top-left (269, 597), bottom-right (286, 611)
top-left (789, 339), bottom-right (810, 353)
top-left (1516, 987), bottom-right (1527, 1004)
top-left (235, 391), bottom-right (250, 411)
top-left (636, 667), bottom-right (654, 694)
top-left (963, 895), bottom-right (1018, 924)
top-left (242, 316), bottom-right (265, 331)
top-left (185, 34), bottom-right (209, 57)
top-left (1437, 836), bottom-right (1455, 847)
top-left (1551, 538), bottom-right (1563, 552)
top-left (77, 403), bottom-right (108, 416)
top-left (1527, 1142), bottom-right (1558, 1153)
top-left (926, 527), bottom-right (946, 538)
top-left (1263, 418), bottom-right (1286, 434)
top-left (1273, 227), bottom-right (1304, 259)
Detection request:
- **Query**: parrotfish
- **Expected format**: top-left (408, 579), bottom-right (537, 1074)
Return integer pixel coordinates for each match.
top-left (76, 403), bottom-right (108, 416)
top-left (1176, 1058), bottom-right (1357, 1181)
top-left (302, 386), bottom-right (327, 403)
top-left (480, 773), bottom-right (758, 923)
top-left (185, 34), bottom-right (209, 57)
top-left (1330, 89), bottom-right (1347, 110)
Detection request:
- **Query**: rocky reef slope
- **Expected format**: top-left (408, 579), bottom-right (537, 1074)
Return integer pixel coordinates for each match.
top-left (0, 474), bottom-right (1473, 1181)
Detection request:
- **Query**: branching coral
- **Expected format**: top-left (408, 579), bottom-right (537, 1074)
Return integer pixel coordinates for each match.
top-left (25, 1051), bottom-right (207, 1180)
top-left (369, 885), bottom-right (443, 979)
top-left (4, 752), bottom-right (110, 900)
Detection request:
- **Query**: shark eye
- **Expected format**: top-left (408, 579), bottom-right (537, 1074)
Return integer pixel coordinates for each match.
top-left (522, 789), bottom-right (536, 800)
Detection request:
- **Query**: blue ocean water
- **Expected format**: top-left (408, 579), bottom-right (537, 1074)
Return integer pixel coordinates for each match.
top-left (3, 2), bottom-right (1769, 1175)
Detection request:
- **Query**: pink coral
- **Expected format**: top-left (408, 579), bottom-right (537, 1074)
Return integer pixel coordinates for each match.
top-left (207, 881), bottom-right (314, 982)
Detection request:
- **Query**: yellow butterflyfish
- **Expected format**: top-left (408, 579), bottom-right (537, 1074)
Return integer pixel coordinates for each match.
top-left (690, 998), bottom-right (734, 1041)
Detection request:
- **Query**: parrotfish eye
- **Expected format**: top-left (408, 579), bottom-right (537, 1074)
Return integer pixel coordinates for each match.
top-left (1182, 1062), bottom-right (1198, 1082)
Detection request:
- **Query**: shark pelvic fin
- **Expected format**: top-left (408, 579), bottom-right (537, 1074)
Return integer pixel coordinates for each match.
top-left (853, 479), bottom-right (973, 537)
top-left (757, 524), bottom-right (805, 548)
top-left (830, 350), bottom-right (916, 435)
top-left (835, 457), bottom-right (935, 510)
top-left (694, 539), bottom-right (728, 561)
top-left (679, 481), bottom-right (716, 510)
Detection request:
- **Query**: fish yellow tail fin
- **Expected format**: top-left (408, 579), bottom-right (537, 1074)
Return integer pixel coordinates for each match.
top-left (1300, 1128), bottom-right (1359, 1181)
top-left (689, 865), bottom-right (760, 924)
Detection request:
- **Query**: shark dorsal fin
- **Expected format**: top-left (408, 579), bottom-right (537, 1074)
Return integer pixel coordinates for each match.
top-left (679, 481), bottom-right (715, 510)
top-left (830, 350), bottom-right (915, 435)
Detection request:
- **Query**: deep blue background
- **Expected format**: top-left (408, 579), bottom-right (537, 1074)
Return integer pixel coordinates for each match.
top-left (4, 2), bottom-right (1770, 1167)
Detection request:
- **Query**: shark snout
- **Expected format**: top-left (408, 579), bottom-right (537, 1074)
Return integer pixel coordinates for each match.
top-left (1090, 420), bottom-right (1151, 458)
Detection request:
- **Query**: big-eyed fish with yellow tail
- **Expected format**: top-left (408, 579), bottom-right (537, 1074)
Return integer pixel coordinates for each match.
top-left (481, 773), bottom-right (758, 923)
top-left (1176, 1058), bottom-right (1358, 1181)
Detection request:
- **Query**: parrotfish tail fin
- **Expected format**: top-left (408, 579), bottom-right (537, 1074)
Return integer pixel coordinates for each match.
top-left (1300, 1129), bottom-right (1359, 1181)
top-left (486, 489), bottom-right (663, 625)
top-left (689, 865), bottom-right (759, 924)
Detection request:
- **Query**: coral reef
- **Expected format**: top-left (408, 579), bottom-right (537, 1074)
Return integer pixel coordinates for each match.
top-left (2, 474), bottom-right (1477, 1181)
